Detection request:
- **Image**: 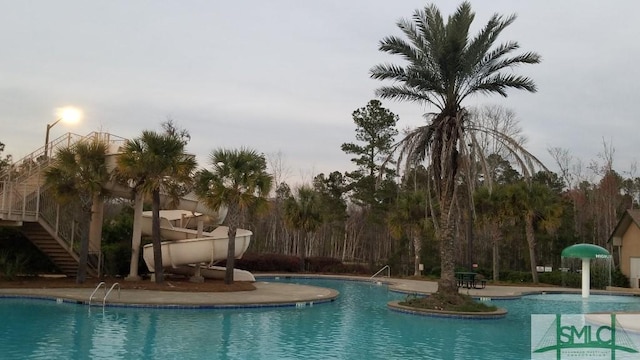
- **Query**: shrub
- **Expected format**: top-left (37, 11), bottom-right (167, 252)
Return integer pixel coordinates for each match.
top-left (101, 205), bottom-right (135, 277)
top-left (538, 271), bottom-right (580, 288)
top-left (532, 268), bottom-right (628, 289)
top-left (499, 270), bottom-right (532, 283)
top-left (474, 268), bottom-right (492, 279)
top-left (0, 227), bottom-right (56, 274)
top-left (612, 268), bottom-right (629, 288)
top-left (429, 267), bottom-right (441, 277)
top-left (229, 253), bottom-right (370, 275)
top-left (233, 253), bottom-right (301, 272)
top-left (401, 292), bottom-right (497, 312)
top-left (102, 242), bottom-right (132, 277)
top-left (322, 263), bottom-right (369, 274)
top-left (305, 257), bottom-right (342, 272)
top-left (0, 251), bottom-right (29, 280)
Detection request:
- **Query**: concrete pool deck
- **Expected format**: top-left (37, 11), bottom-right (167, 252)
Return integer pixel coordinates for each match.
top-left (0, 280), bottom-right (339, 307)
top-left (0, 274), bottom-right (638, 307)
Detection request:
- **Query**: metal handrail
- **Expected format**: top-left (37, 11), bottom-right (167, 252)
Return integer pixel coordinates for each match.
top-left (0, 133), bottom-right (83, 183)
top-left (0, 132), bottom-right (127, 182)
top-left (370, 265), bottom-right (390, 280)
top-left (89, 282), bottom-right (107, 306)
top-left (0, 132), bottom-right (127, 276)
top-left (103, 283), bottom-right (121, 307)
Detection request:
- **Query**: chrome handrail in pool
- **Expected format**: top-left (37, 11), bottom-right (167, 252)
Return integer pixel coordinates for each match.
top-left (370, 265), bottom-right (390, 280)
top-left (103, 283), bottom-right (121, 307)
top-left (89, 281), bottom-right (106, 306)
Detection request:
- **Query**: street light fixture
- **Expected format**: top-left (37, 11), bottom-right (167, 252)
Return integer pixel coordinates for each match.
top-left (44, 106), bottom-right (82, 157)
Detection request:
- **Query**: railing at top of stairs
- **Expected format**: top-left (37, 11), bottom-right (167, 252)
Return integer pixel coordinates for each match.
top-left (1, 132), bottom-right (83, 185)
top-left (0, 132), bottom-right (127, 184)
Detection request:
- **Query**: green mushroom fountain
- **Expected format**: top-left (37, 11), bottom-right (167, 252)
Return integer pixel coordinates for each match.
top-left (561, 243), bottom-right (611, 299)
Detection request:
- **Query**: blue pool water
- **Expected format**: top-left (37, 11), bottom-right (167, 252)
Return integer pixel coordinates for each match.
top-left (1, 278), bottom-right (640, 359)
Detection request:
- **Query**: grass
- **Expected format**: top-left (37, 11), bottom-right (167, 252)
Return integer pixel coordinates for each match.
top-left (400, 292), bottom-right (497, 312)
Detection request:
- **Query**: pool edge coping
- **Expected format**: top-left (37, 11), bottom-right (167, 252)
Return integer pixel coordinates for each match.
top-left (387, 300), bottom-right (508, 319)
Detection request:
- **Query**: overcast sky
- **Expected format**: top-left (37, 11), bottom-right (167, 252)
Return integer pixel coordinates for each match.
top-left (1, 1), bottom-right (638, 184)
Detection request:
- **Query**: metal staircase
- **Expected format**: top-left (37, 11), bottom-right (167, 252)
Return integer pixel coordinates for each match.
top-left (0, 132), bottom-right (126, 277)
top-left (20, 221), bottom-right (81, 275)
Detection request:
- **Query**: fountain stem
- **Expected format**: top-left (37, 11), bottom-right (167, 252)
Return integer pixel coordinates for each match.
top-left (561, 244), bottom-right (609, 299)
top-left (582, 258), bottom-right (590, 298)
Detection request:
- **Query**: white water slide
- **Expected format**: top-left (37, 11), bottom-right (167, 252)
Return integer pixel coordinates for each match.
top-left (140, 209), bottom-right (256, 281)
top-left (103, 143), bottom-right (255, 281)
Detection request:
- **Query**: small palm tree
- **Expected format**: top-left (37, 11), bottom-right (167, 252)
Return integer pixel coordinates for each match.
top-left (44, 137), bottom-right (110, 283)
top-left (371, 2), bottom-right (542, 295)
top-left (195, 148), bottom-right (272, 284)
top-left (505, 179), bottom-right (563, 283)
top-left (284, 185), bottom-right (323, 271)
top-left (117, 122), bottom-right (196, 284)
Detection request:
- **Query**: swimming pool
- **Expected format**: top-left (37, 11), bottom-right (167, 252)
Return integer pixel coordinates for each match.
top-left (1, 278), bottom-right (640, 359)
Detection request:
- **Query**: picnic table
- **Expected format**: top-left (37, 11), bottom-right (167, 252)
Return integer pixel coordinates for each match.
top-left (455, 272), bottom-right (486, 289)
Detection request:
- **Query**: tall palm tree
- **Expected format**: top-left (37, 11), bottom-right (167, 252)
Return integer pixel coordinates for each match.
top-left (44, 137), bottom-right (110, 283)
top-left (195, 148), bottom-right (272, 284)
top-left (284, 185), bottom-right (323, 271)
top-left (117, 123), bottom-right (196, 284)
top-left (371, 2), bottom-right (541, 295)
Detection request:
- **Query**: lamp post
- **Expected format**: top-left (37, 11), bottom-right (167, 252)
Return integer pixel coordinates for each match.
top-left (44, 107), bottom-right (82, 158)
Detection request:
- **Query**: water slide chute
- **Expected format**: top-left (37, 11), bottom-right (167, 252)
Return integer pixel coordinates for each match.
top-left (140, 210), bottom-right (254, 281)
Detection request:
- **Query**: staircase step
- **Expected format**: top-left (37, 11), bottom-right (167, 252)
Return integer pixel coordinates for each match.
top-left (19, 221), bottom-right (91, 277)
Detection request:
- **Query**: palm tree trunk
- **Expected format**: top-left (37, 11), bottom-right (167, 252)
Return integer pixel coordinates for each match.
top-left (299, 231), bottom-right (306, 271)
top-left (466, 202), bottom-right (474, 271)
top-left (491, 224), bottom-right (501, 281)
top-left (126, 191), bottom-right (144, 281)
top-left (77, 195), bottom-right (99, 284)
top-left (412, 230), bottom-right (422, 276)
top-left (77, 214), bottom-right (90, 284)
top-left (152, 189), bottom-right (164, 284)
top-left (438, 194), bottom-right (458, 295)
top-left (89, 196), bottom-right (104, 255)
top-left (225, 202), bottom-right (239, 285)
top-left (525, 212), bottom-right (539, 283)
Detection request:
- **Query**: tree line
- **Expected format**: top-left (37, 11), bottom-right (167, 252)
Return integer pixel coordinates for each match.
top-left (246, 101), bottom-right (634, 285)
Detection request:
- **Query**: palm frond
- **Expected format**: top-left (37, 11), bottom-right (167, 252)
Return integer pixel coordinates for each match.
top-left (467, 122), bottom-right (547, 179)
top-left (44, 138), bottom-right (110, 205)
top-left (471, 73), bottom-right (538, 97)
top-left (197, 148), bottom-right (273, 216)
top-left (372, 2), bottom-right (539, 113)
top-left (378, 35), bottom-right (421, 64)
top-left (375, 85), bottom-right (442, 109)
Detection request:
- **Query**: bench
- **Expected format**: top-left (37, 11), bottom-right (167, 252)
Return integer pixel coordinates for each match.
top-left (456, 272), bottom-right (476, 289)
top-left (474, 279), bottom-right (487, 289)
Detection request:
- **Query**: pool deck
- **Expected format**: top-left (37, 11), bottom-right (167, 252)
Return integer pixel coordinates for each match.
top-left (0, 274), bottom-right (638, 307)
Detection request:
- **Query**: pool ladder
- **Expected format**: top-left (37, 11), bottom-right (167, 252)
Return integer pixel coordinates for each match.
top-left (370, 265), bottom-right (390, 283)
top-left (88, 282), bottom-right (121, 307)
